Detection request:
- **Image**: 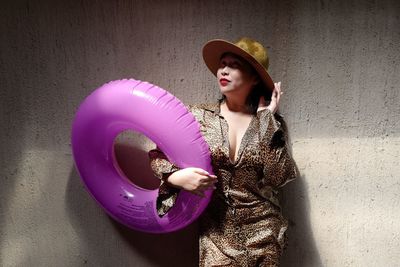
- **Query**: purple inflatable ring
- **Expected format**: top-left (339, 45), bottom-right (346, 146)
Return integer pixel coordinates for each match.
top-left (71, 79), bottom-right (213, 233)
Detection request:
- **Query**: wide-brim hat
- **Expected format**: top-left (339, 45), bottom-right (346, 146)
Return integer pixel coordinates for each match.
top-left (202, 37), bottom-right (274, 92)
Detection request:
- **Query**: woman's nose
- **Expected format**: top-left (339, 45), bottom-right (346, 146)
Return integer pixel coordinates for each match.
top-left (221, 66), bottom-right (229, 75)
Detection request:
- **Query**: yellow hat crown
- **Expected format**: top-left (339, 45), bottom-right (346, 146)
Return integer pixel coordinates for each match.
top-left (234, 37), bottom-right (269, 70)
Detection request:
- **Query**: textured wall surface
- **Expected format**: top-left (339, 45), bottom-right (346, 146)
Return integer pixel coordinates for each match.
top-left (1, 0), bottom-right (399, 266)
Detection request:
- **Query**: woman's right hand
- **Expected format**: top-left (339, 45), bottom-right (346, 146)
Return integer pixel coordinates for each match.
top-left (166, 167), bottom-right (218, 197)
top-left (266, 82), bottom-right (282, 114)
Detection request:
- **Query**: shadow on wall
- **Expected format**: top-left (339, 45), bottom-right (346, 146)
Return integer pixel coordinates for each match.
top-left (276, 119), bottom-right (323, 266)
top-left (0, 97), bottom-right (25, 263)
top-left (280, 174), bottom-right (323, 267)
top-left (112, 219), bottom-right (198, 267)
top-left (66, 145), bottom-right (198, 267)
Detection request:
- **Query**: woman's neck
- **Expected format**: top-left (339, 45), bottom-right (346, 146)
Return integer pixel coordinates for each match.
top-left (222, 96), bottom-right (249, 113)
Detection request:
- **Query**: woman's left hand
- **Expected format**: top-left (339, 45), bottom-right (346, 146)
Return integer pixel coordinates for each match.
top-left (257, 82), bottom-right (282, 114)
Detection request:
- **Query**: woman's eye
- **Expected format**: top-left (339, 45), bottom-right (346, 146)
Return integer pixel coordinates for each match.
top-left (219, 60), bottom-right (240, 68)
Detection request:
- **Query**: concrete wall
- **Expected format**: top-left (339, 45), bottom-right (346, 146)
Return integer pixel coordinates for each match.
top-left (1, 0), bottom-right (399, 266)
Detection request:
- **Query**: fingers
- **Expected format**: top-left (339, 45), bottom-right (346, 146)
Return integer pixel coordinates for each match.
top-left (192, 167), bottom-right (217, 181)
top-left (198, 175), bottom-right (217, 192)
top-left (276, 82), bottom-right (281, 103)
top-left (273, 81), bottom-right (283, 104)
top-left (192, 168), bottom-right (217, 179)
top-left (199, 176), bottom-right (217, 184)
top-left (199, 179), bottom-right (217, 189)
top-left (196, 175), bottom-right (218, 197)
top-left (199, 174), bottom-right (218, 181)
top-left (198, 178), bottom-right (217, 195)
top-left (191, 184), bottom-right (215, 198)
top-left (273, 81), bottom-right (281, 94)
top-left (267, 82), bottom-right (283, 114)
top-left (192, 167), bottom-right (210, 176)
top-left (276, 81), bottom-right (283, 96)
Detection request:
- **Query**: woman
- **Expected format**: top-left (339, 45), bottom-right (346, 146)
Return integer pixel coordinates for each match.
top-left (148, 37), bottom-right (298, 266)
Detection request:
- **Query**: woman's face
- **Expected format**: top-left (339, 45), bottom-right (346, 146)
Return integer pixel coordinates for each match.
top-left (217, 53), bottom-right (258, 97)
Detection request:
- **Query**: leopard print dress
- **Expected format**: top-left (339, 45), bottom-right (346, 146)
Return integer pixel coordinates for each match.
top-left (148, 100), bottom-right (298, 267)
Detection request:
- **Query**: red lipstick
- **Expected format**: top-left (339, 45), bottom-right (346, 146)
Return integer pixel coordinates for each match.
top-left (219, 78), bottom-right (230, 86)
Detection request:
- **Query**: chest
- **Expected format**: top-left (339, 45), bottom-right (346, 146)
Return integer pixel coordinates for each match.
top-left (222, 114), bottom-right (252, 161)
top-left (193, 105), bottom-right (265, 166)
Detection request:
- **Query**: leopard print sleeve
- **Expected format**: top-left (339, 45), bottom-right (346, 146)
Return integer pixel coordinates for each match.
top-left (259, 109), bottom-right (298, 188)
top-left (148, 146), bottom-right (181, 217)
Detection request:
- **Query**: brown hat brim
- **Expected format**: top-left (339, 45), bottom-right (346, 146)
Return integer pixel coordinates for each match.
top-left (202, 39), bottom-right (274, 91)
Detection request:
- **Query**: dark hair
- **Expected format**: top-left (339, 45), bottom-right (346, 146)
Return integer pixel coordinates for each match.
top-left (217, 53), bottom-right (272, 114)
